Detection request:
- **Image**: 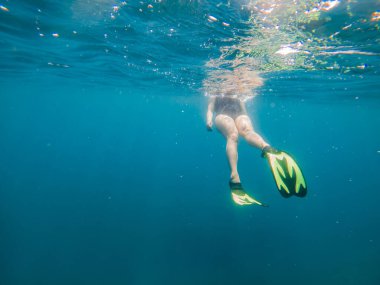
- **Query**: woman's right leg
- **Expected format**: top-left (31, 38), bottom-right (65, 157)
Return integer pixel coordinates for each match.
top-left (215, 114), bottom-right (240, 183)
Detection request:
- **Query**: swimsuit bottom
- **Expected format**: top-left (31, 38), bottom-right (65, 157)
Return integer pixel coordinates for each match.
top-left (214, 97), bottom-right (246, 120)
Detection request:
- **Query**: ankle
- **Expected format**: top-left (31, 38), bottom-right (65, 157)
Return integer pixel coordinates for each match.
top-left (261, 143), bottom-right (270, 151)
top-left (230, 173), bottom-right (240, 183)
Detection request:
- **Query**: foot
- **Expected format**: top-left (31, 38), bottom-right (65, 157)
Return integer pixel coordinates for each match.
top-left (261, 145), bottom-right (280, 158)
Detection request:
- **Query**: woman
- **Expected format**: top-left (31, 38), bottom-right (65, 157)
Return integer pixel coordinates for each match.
top-left (206, 95), bottom-right (271, 206)
top-left (205, 68), bottom-right (307, 206)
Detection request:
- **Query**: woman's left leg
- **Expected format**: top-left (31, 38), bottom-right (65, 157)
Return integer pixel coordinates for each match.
top-left (235, 115), bottom-right (269, 150)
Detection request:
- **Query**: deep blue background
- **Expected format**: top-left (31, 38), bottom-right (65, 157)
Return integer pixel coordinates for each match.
top-left (1, 73), bottom-right (380, 285)
top-left (1, 0), bottom-right (380, 284)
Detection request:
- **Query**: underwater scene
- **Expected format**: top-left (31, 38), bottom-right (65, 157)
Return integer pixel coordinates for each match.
top-left (1, 1), bottom-right (380, 284)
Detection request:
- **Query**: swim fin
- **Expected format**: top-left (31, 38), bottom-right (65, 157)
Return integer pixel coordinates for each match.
top-left (230, 181), bottom-right (268, 206)
top-left (262, 146), bottom-right (307, 198)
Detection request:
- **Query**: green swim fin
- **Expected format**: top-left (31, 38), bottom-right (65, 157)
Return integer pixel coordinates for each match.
top-left (229, 181), bottom-right (268, 206)
top-left (262, 146), bottom-right (307, 198)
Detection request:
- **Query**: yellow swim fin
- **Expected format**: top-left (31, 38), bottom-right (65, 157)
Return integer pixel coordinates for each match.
top-left (230, 181), bottom-right (268, 206)
top-left (262, 146), bottom-right (307, 198)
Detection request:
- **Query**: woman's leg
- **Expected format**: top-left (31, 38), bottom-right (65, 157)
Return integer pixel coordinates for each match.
top-left (235, 115), bottom-right (269, 150)
top-left (215, 114), bottom-right (240, 183)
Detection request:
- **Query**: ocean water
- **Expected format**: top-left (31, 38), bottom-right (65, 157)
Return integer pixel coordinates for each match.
top-left (1, 1), bottom-right (380, 285)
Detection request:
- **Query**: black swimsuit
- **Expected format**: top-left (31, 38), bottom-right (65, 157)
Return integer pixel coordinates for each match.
top-left (214, 97), bottom-right (246, 120)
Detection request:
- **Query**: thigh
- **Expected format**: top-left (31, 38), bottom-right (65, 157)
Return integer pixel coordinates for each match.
top-left (215, 114), bottom-right (238, 138)
top-left (235, 115), bottom-right (255, 135)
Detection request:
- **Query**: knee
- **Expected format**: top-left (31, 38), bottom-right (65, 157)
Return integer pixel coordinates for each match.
top-left (240, 127), bottom-right (254, 138)
top-left (227, 132), bottom-right (239, 143)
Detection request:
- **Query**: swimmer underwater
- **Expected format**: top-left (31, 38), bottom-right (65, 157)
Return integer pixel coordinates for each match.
top-left (205, 69), bottom-right (307, 206)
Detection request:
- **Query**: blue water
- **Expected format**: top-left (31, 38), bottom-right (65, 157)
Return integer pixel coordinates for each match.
top-left (1, 1), bottom-right (380, 285)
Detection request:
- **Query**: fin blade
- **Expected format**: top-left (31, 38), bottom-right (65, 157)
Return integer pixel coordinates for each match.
top-left (265, 150), bottom-right (307, 198)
